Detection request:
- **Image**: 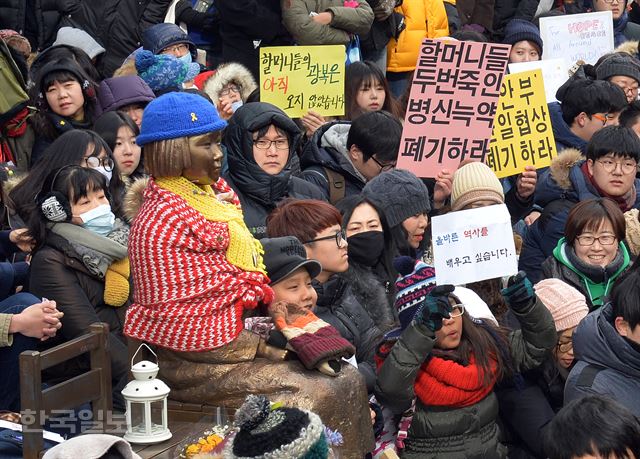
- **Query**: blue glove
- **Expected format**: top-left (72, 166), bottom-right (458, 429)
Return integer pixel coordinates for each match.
top-left (501, 271), bottom-right (534, 312)
top-left (415, 285), bottom-right (455, 331)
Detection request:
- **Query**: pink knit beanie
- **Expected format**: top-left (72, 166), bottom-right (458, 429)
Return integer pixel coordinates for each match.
top-left (534, 279), bottom-right (589, 331)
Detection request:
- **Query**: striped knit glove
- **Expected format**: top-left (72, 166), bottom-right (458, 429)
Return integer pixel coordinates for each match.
top-left (269, 301), bottom-right (355, 376)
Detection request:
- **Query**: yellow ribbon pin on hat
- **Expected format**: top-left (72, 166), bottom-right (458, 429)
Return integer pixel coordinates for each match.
top-left (191, 112), bottom-right (198, 122)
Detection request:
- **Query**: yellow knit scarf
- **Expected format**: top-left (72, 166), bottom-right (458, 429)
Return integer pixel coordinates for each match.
top-left (155, 176), bottom-right (267, 274)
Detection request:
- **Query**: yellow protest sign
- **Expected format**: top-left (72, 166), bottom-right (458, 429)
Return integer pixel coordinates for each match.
top-left (486, 69), bottom-right (557, 179)
top-left (259, 45), bottom-right (345, 118)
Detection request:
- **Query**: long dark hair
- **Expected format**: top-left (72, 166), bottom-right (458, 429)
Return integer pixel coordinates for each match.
top-left (344, 61), bottom-right (401, 121)
top-left (8, 130), bottom-right (125, 223)
top-left (93, 111), bottom-right (145, 180)
top-left (28, 166), bottom-right (109, 249)
top-left (336, 194), bottom-right (396, 281)
top-left (432, 310), bottom-right (514, 386)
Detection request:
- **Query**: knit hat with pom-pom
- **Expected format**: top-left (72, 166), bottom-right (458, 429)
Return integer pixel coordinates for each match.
top-left (384, 256), bottom-right (436, 340)
top-left (135, 49), bottom-right (200, 93)
top-left (224, 395), bottom-right (329, 459)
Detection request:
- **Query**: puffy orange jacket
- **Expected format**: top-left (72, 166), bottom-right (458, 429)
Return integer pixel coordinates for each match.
top-left (387, 0), bottom-right (450, 73)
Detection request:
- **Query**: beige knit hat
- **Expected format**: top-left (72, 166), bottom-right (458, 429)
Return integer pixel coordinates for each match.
top-left (534, 279), bottom-right (589, 332)
top-left (450, 162), bottom-right (504, 211)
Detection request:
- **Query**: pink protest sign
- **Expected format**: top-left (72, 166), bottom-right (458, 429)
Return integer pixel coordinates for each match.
top-left (397, 39), bottom-right (510, 178)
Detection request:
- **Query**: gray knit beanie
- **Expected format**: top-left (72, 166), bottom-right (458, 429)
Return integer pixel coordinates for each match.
top-left (362, 169), bottom-right (430, 228)
top-left (596, 53), bottom-right (640, 84)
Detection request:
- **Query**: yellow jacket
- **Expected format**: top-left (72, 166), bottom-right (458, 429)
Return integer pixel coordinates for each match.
top-left (387, 0), bottom-right (450, 73)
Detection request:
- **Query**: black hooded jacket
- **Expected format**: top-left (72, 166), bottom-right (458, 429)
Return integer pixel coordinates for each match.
top-left (222, 102), bottom-right (325, 239)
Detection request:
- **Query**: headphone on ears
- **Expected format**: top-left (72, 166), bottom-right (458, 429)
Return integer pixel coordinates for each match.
top-left (35, 165), bottom-right (81, 222)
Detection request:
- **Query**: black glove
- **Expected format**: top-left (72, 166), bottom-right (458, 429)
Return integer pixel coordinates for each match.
top-left (415, 285), bottom-right (454, 331)
top-left (501, 270), bottom-right (534, 312)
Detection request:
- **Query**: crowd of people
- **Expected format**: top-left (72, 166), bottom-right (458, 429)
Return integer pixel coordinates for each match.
top-left (3, 0), bottom-right (640, 458)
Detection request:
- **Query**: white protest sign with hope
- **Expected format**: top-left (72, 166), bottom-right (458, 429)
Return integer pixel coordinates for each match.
top-left (432, 204), bottom-right (518, 286)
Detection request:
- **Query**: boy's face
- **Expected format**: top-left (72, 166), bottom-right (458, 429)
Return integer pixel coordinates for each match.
top-left (271, 268), bottom-right (317, 310)
top-left (593, 0), bottom-right (624, 20)
top-left (587, 153), bottom-right (638, 197)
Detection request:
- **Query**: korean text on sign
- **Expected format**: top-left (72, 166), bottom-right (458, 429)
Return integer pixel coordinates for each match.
top-left (539, 11), bottom-right (614, 64)
top-left (432, 204), bottom-right (518, 285)
top-left (259, 45), bottom-right (345, 118)
top-left (486, 69), bottom-right (557, 179)
top-left (397, 39), bottom-right (511, 178)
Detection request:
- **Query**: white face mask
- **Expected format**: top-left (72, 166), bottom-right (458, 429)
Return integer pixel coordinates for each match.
top-left (94, 166), bottom-right (113, 184)
top-left (79, 204), bottom-right (115, 236)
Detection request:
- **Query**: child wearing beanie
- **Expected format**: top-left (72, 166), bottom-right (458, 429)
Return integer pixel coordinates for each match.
top-left (450, 162), bottom-right (505, 211)
top-left (497, 278), bottom-right (589, 458)
top-left (502, 19), bottom-right (543, 64)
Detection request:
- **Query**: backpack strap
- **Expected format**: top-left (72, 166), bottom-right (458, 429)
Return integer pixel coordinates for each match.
top-left (323, 167), bottom-right (346, 205)
top-left (576, 363), bottom-right (606, 389)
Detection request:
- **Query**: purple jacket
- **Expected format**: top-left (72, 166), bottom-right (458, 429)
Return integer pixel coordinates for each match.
top-left (96, 75), bottom-right (155, 115)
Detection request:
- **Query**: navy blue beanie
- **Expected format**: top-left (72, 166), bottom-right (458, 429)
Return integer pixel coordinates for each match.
top-left (137, 92), bottom-right (227, 146)
top-left (503, 19), bottom-right (543, 55)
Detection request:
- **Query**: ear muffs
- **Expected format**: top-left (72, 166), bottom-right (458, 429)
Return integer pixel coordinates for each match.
top-left (38, 191), bottom-right (72, 222)
top-left (35, 165), bottom-right (79, 222)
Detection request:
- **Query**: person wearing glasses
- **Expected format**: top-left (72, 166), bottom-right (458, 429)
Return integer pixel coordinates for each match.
top-left (595, 53), bottom-right (640, 104)
top-left (222, 102), bottom-right (325, 239)
top-left (497, 279), bottom-right (589, 458)
top-left (592, 0), bottom-right (640, 46)
top-left (266, 199), bottom-right (383, 393)
top-left (541, 199), bottom-right (631, 310)
top-left (142, 23), bottom-right (197, 65)
top-left (8, 130), bottom-right (127, 225)
top-left (549, 79), bottom-right (627, 154)
top-left (520, 126), bottom-right (640, 283)
top-left (375, 273), bottom-right (556, 459)
top-left (203, 62), bottom-right (257, 120)
top-left (300, 111), bottom-right (403, 204)
top-left (565, 265), bottom-right (640, 417)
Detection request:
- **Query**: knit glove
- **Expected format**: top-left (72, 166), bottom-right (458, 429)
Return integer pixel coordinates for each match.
top-left (501, 271), bottom-right (534, 312)
top-left (414, 285), bottom-right (455, 331)
top-left (269, 301), bottom-right (355, 376)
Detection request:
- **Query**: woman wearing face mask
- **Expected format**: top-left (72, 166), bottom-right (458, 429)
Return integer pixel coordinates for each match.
top-left (336, 194), bottom-right (397, 332)
top-left (203, 62), bottom-right (257, 120)
top-left (93, 111), bottom-right (145, 185)
top-left (7, 130), bottom-right (126, 226)
top-left (26, 166), bottom-right (131, 411)
top-left (542, 198), bottom-right (631, 310)
top-left (362, 169), bottom-right (431, 261)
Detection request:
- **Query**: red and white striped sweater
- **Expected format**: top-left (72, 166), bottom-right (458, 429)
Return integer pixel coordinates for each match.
top-left (124, 178), bottom-right (272, 351)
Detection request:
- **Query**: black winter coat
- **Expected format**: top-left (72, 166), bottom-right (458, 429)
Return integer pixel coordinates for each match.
top-left (0, 0), bottom-right (77, 50)
top-left (313, 275), bottom-right (383, 392)
top-left (68, 0), bottom-right (172, 77)
top-left (29, 232), bottom-right (130, 410)
top-left (216, 0), bottom-right (293, 79)
top-left (222, 102), bottom-right (325, 239)
top-left (299, 121), bottom-right (366, 202)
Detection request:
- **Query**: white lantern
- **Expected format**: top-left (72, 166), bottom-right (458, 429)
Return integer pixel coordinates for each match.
top-left (122, 344), bottom-right (172, 444)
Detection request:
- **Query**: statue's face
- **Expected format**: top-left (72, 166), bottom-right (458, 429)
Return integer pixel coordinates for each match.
top-left (183, 132), bottom-right (223, 185)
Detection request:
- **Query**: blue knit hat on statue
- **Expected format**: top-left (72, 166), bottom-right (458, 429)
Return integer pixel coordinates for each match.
top-left (137, 92), bottom-right (227, 146)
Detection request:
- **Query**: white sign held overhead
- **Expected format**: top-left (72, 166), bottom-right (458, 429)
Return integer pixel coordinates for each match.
top-left (539, 11), bottom-right (614, 65)
top-left (508, 58), bottom-right (570, 103)
top-left (432, 204), bottom-right (518, 285)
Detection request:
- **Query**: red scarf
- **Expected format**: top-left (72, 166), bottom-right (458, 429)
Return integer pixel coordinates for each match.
top-left (414, 354), bottom-right (497, 408)
top-left (0, 107), bottom-right (29, 164)
top-left (580, 162), bottom-right (635, 212)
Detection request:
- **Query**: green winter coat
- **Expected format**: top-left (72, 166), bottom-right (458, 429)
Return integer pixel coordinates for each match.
top-left (375, 297), bottom-right (556, 459)
top-left (281, 0), bottom-right (374, 45)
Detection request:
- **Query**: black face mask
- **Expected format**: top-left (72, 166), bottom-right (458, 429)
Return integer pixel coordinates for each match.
top-left (347, 230), bottom-right (385, 267)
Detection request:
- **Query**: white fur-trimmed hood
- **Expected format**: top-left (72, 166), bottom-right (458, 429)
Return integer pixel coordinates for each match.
top-left (203, 62), bottom-right (257, 103)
